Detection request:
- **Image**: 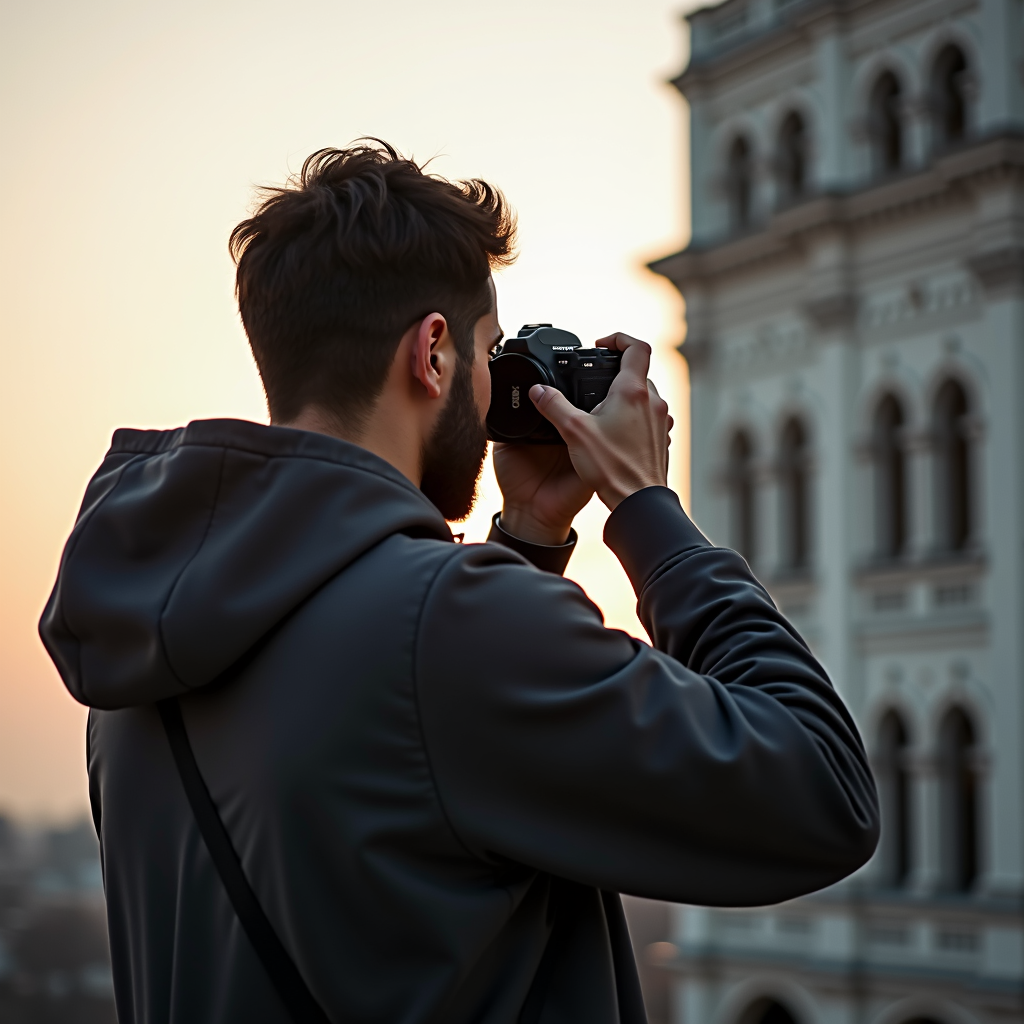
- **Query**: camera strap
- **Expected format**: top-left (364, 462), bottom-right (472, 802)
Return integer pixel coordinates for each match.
top-left (157, 697), bottom-right (333, 1024)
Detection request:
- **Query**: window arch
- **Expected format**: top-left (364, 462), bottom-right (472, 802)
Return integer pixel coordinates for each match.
top-left (931, 44), bottom-right (969, 148)
top-left (938, 707), bottom-right (979, 892)
top-left (776, 111), bottom-right (808, 205)
top-left (869, 71), bottom-right (904, 175)
top-left (778, 417), bottom-right (810, 571)
top-left (933, 379), bottom-right (971, 552)
top-left (727, 136), bottom-right (754, 231)
top-left (877, 710), bottom-right (912, 887)
top-left (728, 430), bottom-right (757, 562)
top-left (739, 998), bottom-right (799, 1024)
top-left (873, 394), bottom-right (907, 560)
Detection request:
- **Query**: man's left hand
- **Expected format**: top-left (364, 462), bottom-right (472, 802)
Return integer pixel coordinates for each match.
top-left (492, 443), bottom-right (594, 546)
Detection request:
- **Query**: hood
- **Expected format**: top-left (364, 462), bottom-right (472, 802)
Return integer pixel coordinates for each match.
top-left (39, 419), bottom-right (452, 710)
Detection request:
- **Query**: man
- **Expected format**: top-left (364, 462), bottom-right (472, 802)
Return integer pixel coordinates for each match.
top-left (41, 142), bottom-right (878, 1024)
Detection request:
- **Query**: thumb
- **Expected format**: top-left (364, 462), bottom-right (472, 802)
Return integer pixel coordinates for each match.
top-left (530, 385), bottom-right (582, 435)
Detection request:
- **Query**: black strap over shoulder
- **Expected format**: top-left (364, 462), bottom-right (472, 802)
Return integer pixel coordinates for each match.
top-left (157, 698), bottom-right (333, 1024)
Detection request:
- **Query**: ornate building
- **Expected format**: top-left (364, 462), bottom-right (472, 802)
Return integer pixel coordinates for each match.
top-left (649, 0), bottom-right (1024, 1021)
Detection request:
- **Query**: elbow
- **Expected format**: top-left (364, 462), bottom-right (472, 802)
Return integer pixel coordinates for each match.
top-left (839, 814), bottom-right (880, 879)
top-left (774, 810), bottom-right (879, 905)
top-left (819, 747), bottom-right (882, 881)
top-left (822, 788), bottom-right (881, 884)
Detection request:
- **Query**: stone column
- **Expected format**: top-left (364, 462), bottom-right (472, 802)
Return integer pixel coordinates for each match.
top-left (970, 744), bottom-right (996, 895)
top-left (672, 906), bottom-right (714, 1024)
top-left (851, 438), bottom-right (874, 563)
top-left (976, 0), bottom-right (1024, 134)
top-left (903, 428), bottom-right (934, 560)
top-left (674, 977), bottom-right (712, 1024)
top-left (962, 412), bottom-right (986, 554)
top-left (901, 94), bottom-right (930, 171)
top-left (906, 748), bottom-right (941, 893)
top-left (802, 225), bottom-right (860, 701)
top-left (810, 10), bottom-right (852, 191)
top-left (759, 458), bottom-right (780, 580)
top-left (683, 82), bottom-right (722, 245)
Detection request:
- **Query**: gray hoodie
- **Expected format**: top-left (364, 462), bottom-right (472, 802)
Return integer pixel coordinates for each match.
top-left (40, 418), bottom-right (878, 1024)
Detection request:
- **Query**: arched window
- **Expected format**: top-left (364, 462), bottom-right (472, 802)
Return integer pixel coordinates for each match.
top-left (778, 418), bottom-right (810, 571)
top-left (933, 380), bottom-right (971, 552)
top-left (869, 72), bottom-right (903, 175)
top-left (873, 394), bottom-right (907, 560)
top-left (727, 136), bottom-right (754, 231)
top-left (777, 111), bottom-right (807, 205)
top-left (728, 430), bottom-right (756, 562)
top-left (938, 707), bottom-right (978, 892)
top-left (877, 711), bottom-right (911, 887)
top-left (931, 45), bottom-right (969, 148)
top-left (739, 998), bottom-right (799, 1024)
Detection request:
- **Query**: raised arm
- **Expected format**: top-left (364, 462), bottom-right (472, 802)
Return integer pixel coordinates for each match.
top-left (415, 491), bottom-right (878, 905)
top-left (417, 330), bottom-right (875, 904)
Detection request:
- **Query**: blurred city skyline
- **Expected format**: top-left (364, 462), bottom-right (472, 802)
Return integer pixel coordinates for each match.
top-left (0, 0), bottom-right (697, 818)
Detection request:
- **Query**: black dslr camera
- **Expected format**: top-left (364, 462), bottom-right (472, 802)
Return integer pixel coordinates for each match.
top-left (486, 325), bottom-right (622, 444)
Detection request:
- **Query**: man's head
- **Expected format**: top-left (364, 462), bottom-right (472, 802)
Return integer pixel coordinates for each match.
top-left (230, 141), bottom-right (516, 518)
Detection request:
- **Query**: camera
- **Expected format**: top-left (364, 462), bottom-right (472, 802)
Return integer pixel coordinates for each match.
top-left (486, 325), bottom-right (622, 444)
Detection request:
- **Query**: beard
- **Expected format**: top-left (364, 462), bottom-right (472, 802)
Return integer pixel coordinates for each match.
top-left (419, 356), bottom-right (488, 522)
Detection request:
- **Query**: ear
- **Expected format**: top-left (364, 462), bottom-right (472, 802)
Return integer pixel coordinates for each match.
top-left (410, 312), bottom-right (451, 400)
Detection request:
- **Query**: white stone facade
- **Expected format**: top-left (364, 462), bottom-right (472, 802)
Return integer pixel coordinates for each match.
top-left (650, 0), bottom-right (1024, 1021)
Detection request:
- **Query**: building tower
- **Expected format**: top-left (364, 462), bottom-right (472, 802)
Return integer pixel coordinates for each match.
top-left (651, 0), bottom-right (1024, 1021)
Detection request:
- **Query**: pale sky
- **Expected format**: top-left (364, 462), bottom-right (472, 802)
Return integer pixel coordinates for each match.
top-left (0, 0), bottom-right (696, 818)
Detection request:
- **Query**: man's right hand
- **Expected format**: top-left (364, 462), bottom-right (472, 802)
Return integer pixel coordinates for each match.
top-left (529, 333), bottom-right (672, 510)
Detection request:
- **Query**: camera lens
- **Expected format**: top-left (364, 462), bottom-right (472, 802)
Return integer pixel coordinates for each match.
top-left (487, 353), bottom-right (553, 440)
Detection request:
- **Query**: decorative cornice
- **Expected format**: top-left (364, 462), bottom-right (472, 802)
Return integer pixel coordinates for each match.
top-left (853, 551), bottom-right (988, 588)
top-left (648, 134), bottom-right (1024, 294)
top-left (677, 0), bottom-right (975, 93)
top-left (660, 943), bottom-right (1024, 998)
top-left (676, 335), bottom-right (713, 373)
top-left (967, 246), bottom-right (1024, 295)
top-left (803, 293), bottom-right (859, 331)
top-left (679, 0), bottom-right (844, 93)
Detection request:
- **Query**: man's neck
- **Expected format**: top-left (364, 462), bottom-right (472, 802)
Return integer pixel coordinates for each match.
top-left (277, 405), bottom-right (424, 487)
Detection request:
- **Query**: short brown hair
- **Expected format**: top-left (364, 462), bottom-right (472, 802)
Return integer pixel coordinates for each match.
top-left (230, 141), bottom-right (516, 429)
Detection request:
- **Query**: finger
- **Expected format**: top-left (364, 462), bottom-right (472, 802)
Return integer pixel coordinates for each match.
top-left (530, 384), bottom-right (586, 436)
top-left (647, 379), bottom-right (672, 424)
top-left (611, 339), bottom-right (652, 392)
top-left (594, 333), bottom-right (654, 388)
top-left (594, 332), bottom-right (643, 351)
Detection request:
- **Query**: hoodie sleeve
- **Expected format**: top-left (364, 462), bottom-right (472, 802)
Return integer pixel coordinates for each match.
top-left (485, 513), bottom-right (577, 575)
top-left (414, 487), bottom-right (878, 907)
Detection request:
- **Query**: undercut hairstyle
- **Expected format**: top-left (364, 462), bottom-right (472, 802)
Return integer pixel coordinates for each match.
top-left (230, 141), bottom-right (517, 429)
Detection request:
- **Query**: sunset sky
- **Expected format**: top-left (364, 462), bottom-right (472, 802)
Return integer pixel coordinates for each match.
top-left (0, 0), bottom-right (695, 819)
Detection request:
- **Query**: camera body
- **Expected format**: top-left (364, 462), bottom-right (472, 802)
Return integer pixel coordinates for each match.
top-left (486, 324), bottom-right (621, 444)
